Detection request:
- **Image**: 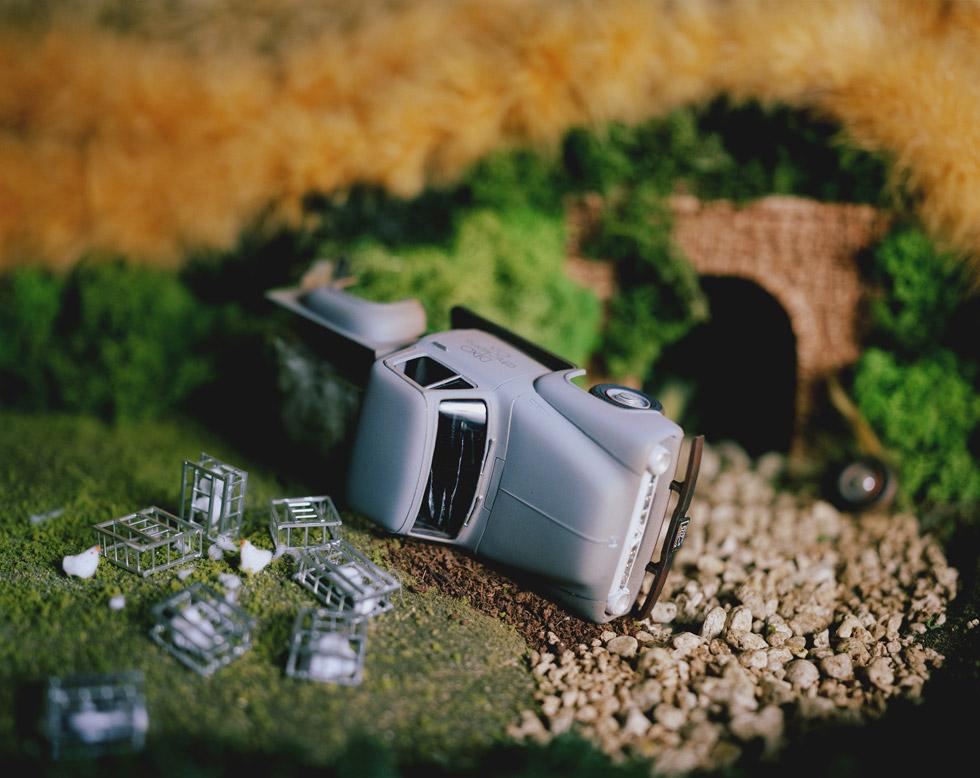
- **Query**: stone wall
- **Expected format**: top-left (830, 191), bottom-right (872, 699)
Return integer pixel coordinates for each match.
top-left (567, 195), bottom-right (890, 449)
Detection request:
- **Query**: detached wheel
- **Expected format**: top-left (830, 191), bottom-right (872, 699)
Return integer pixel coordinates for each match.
top-left (589, 384), bottom-right (663, 411)
top-left (827, 457), bottom-right (897, 511)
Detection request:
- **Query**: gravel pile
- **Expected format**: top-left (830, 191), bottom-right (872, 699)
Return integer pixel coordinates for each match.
top-left (510, 442), bottom-right (958, 772)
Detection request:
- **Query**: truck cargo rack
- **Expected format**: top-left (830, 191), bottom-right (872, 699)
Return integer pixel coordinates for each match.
top-left (94, 507), bottom-right (203, 576)
top-left (285, 607), bottom-right (368, 685)
top-left (270, 495), bottom-right (342, 552)
top-left (294, 540), bottom-right (401, 619)
top-left (43, 671), bottom-right (148, 760)
top-left (150, 583), bottom-right (254, 676)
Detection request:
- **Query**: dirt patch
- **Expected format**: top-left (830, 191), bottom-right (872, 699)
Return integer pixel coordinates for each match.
top-left (387, 537), bottom-right (633, 652)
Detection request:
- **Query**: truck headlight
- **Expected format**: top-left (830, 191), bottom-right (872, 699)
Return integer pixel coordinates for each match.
top-left (608, 588), bottom-right (632, 617)
top-left (648, 445), bottom-right (673, 476)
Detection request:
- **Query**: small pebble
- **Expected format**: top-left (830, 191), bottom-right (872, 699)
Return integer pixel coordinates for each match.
top-left (607, 635), bottom-right (639, 658)
top-left (701, 607), bottom-right (727, 640)
top-left (649, 602), bottom-right (677, 623)
top-left (820, 653), bottom-right (854, 681)
top-left (785, 659), bottom-right (820, 688)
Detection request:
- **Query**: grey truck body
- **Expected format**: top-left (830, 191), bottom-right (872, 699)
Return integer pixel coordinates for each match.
top-left (269, 283), bottom-right (701, 623)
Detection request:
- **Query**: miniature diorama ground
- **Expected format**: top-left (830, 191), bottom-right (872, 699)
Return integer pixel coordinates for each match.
top-left (0, 412), bottom-right (533, 774)
top-left (2, 411), bottom-right (978, 776)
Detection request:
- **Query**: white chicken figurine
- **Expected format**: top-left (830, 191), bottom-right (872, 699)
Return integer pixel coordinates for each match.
top-left (63, 545), bottom-right (101, 579)
top-left (239, 539), bottom-right (273, 575)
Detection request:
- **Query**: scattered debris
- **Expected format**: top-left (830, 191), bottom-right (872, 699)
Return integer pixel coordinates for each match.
top-left (176, 566), bottom-right (195, 581)
top-left (109, 595), bottom-right (126, 611)
top-left (270, 495), bottom-right (342, 552)
top-left (239, 539), bottom-right (273, 575)
top-left (93, 507), bottom-right (203, 576)
top-left (294, 540), bottom-right (400, 618)
top-left (43, 671), bottom-right (148, 760)
top-left (62, 545), bottom-right (101, 579)
top-left (218, 572), bottom-right (242, 591)
top-left (510, 442), bottom-right (957, 773)
top-left (214, 534), bottom-right (238, 553)
top-left (30, 507), bottom-right (65, 526)
top-left (180, 454), bottom-right (248, 541)
top-left (218, 572), bottom-right (242, 602)
top-left (150, 583), bottom-right (254, 676)
top-left (285, 608), bottom-right (367, 685)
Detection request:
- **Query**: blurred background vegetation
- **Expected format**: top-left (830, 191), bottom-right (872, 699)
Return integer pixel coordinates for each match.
top-left (1, 99), bottom-right (977, 531)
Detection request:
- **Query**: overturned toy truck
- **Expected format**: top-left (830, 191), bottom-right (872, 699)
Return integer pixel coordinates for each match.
top-left (268, 275), bottom-right (701, 624)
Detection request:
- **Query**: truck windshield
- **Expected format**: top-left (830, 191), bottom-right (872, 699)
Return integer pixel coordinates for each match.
top-left (412, 400), bottom-right (487, 538)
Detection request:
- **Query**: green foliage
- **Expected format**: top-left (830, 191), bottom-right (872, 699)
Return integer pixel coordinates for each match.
top-left (854, 348), bottom-right (980, 516)
top-left (866, 226), bottom-right (968, 354)
top-left (584, 186), bottom-right (707, 378)
top-left (0, 260), bottom-right (213, 420)
top-left (330, 208), bottom-right (602, 366)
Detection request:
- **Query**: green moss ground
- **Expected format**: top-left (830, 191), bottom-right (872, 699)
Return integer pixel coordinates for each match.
top-left (0, 412), bottom-right (533, 772)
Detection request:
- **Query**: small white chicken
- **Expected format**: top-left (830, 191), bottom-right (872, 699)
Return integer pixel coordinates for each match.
top-left (307, 633), bottom-right (359, 682)
top-left (62, 545), bottom-right (101, 579)
top-left (239, 539), bottom-right (273, 575)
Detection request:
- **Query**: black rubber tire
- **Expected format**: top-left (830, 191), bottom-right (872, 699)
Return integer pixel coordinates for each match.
top-left (826, 457), bottom-right (898, 512)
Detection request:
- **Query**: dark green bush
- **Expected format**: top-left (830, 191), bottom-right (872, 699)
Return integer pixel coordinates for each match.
top-left (853, 347), bottom-right (980, 516)
top-left (584, 186), bottom-right (707, 378)
top-left (0, 260), bottom-right (213, 420)
top-left (0, 267), bottom-right (63, 407)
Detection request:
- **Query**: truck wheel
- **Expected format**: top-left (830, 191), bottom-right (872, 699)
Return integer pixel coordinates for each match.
top-left (827, 457), bottom-right (897, 512)
top-left (589, 384), bottom-right (663, 411)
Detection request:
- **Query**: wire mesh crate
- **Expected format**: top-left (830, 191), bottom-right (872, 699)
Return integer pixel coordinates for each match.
top-left (285, 608), bottom-right (368, 685)
top-left (180, 453), bottom-right (248, 541)
top-left (93, 507), bottom-right (203, 576)
top-left (150, 583), bottom-right (254, 676)
top-left (43, 671), bottom-right (148, 760)
top-left (269, 495), bottom-right (342, 552)
top-left (294, 539), bottom-right (401, 618)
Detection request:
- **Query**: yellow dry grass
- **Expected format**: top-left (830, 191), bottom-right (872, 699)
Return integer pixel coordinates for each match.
top-left (2, 0), bottom-right (979, 270)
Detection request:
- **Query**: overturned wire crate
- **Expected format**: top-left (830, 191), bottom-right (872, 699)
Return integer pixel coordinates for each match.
top-left (44, 671), bottom-right (148, 760)
top-left (150, 583), bottom-right (253, 676)
top-left (269, 495), bottom-right (342, 552)
top-left (180, 453), bottom-right (248, 541)
top-left (294, 539), bottom-right (400, 618)
top-left (285, 607), bottom-right (368, 685)
top-left (94, 507), bottom-right (203, 576)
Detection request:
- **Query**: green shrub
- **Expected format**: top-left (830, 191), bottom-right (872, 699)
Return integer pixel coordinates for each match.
top-left (0, 260), bottom-right (213, 420)
top-left (335, 208), bottom-right (602, 366)
top-left (853, 348), bottom-right (980, 515)
top-left (866, 226), bottom-right (968, 354)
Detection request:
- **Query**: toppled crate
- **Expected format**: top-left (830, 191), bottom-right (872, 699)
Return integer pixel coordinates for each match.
top-left (180, 453), bottom-right (248, 541)
top-left (44, 671), bottom-right (148, 760)
top-left (285, 608), bottom-right (367, 685)
top-left (150, 583), bottom-right (253, 676)
top-left (269, 495), bottom-right (342, 552)
top-left (294, 539), bottom-right (400, 618)
top-left (94, 507), bottom-right (203, 576)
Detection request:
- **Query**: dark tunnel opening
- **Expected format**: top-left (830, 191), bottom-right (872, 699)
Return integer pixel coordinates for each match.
top-left (648, 276), bottom-right (798, 456)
